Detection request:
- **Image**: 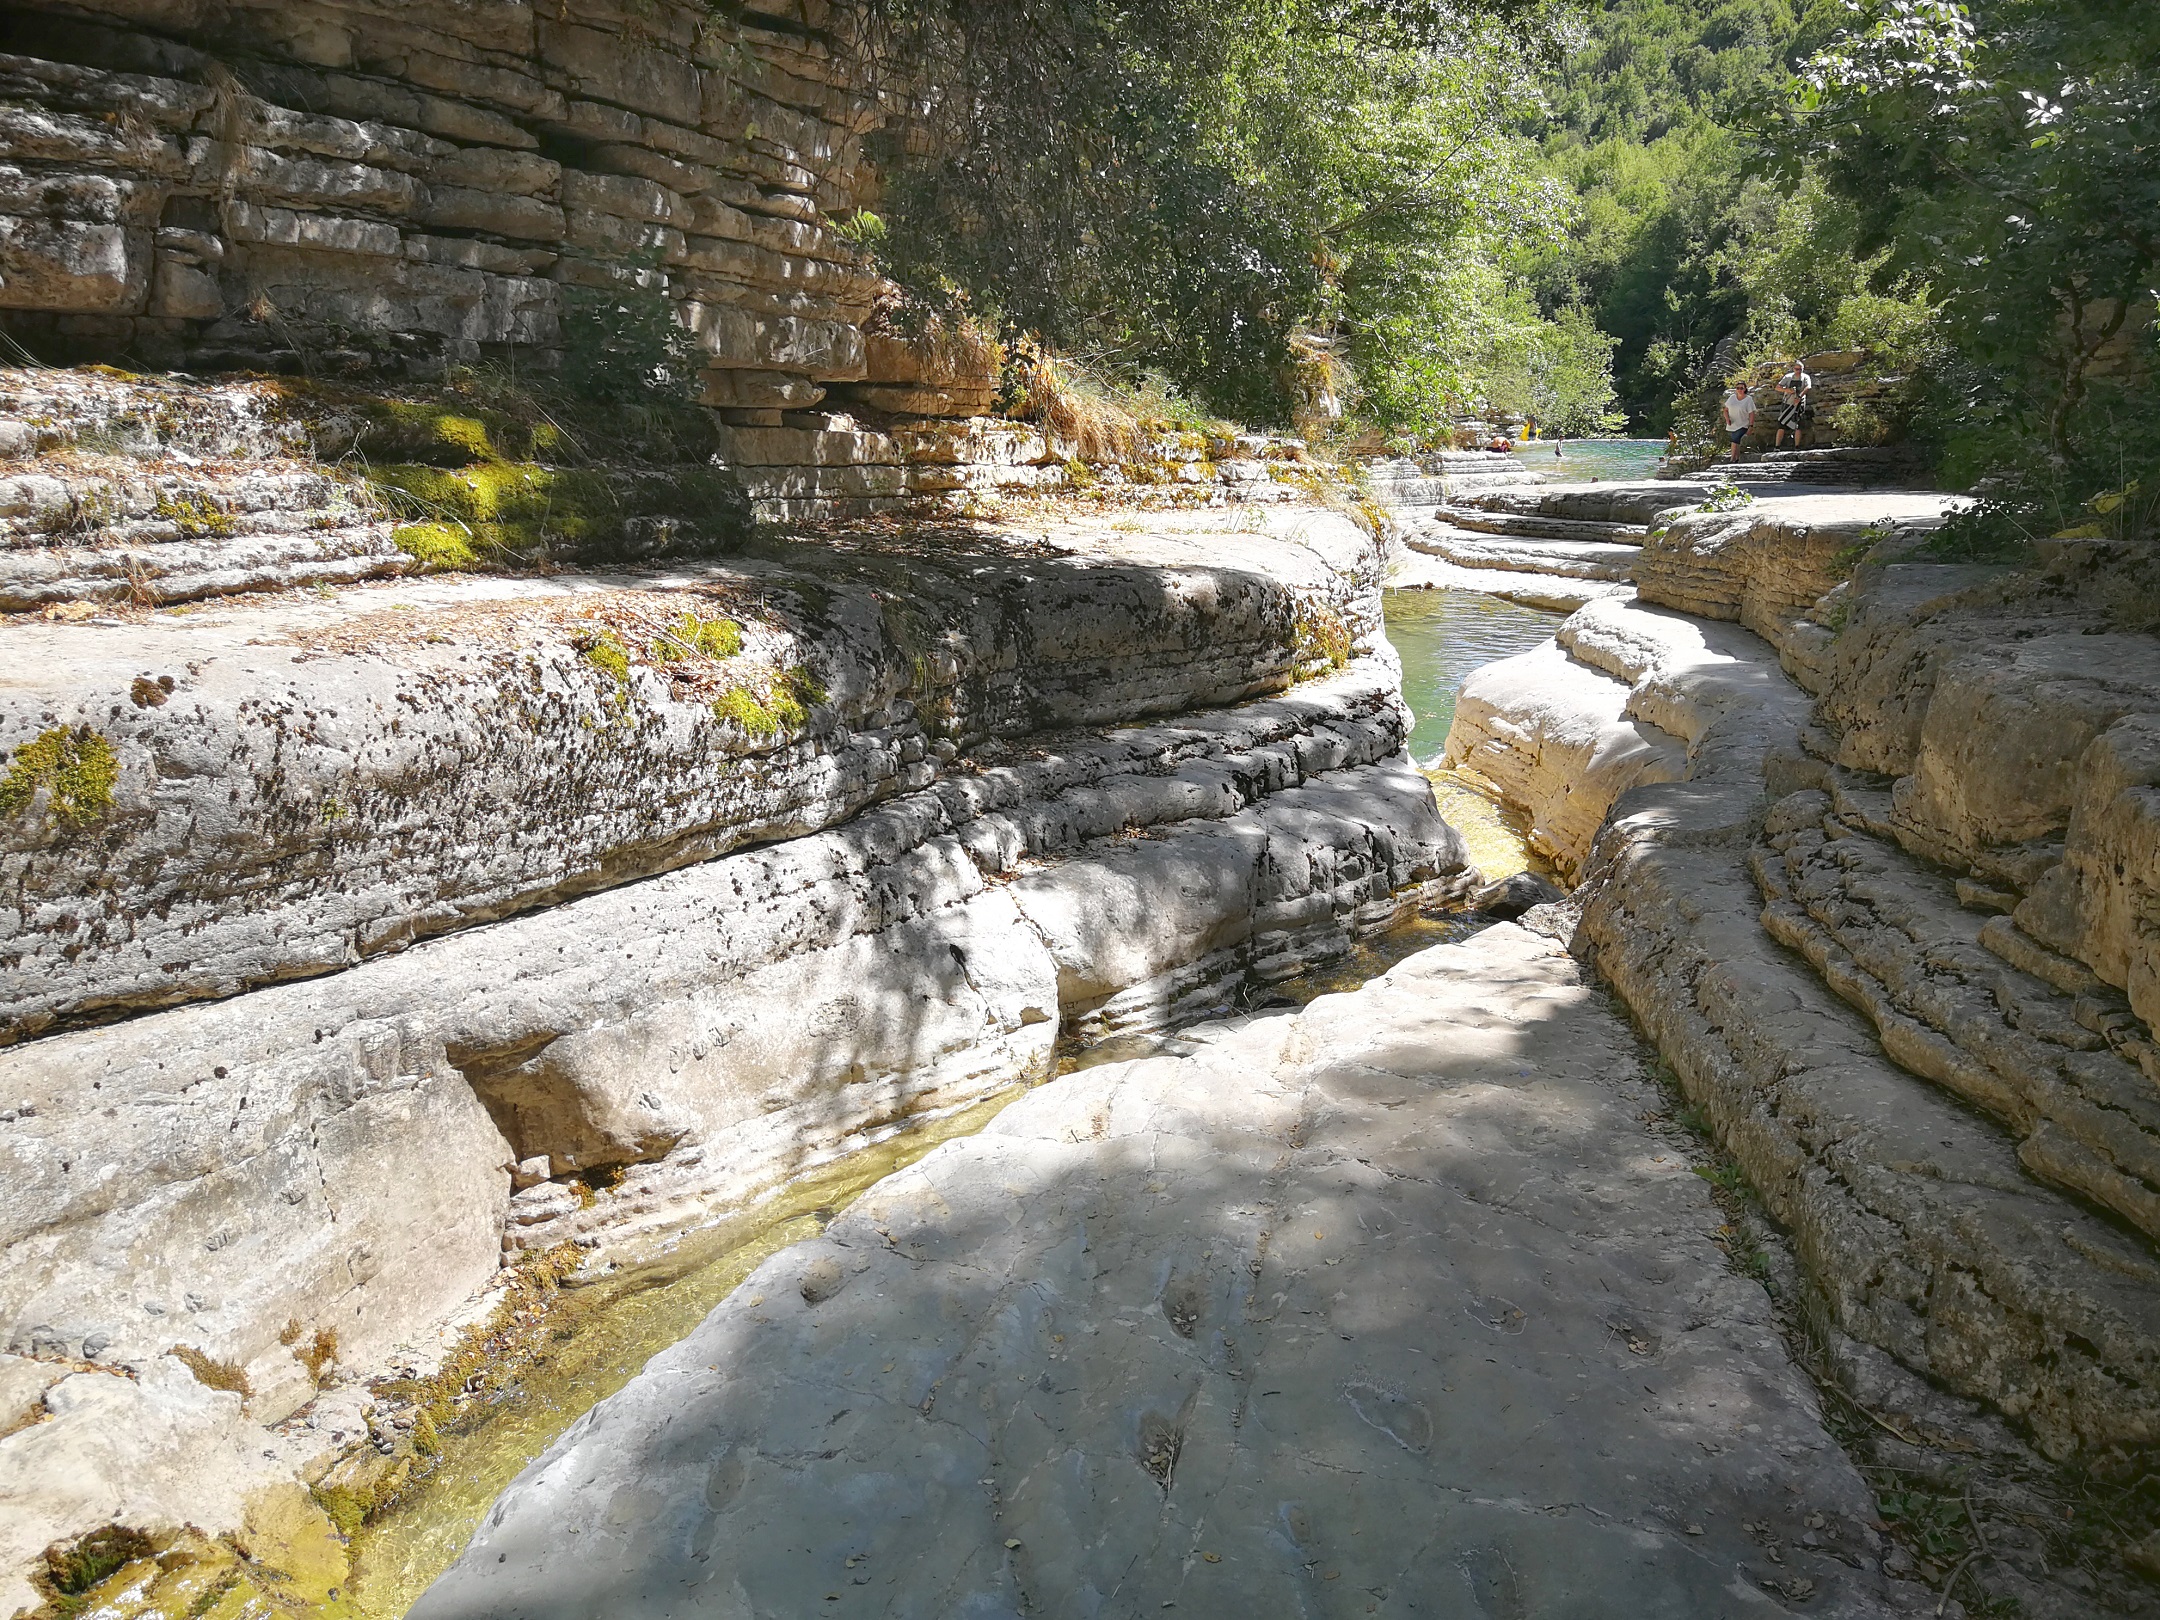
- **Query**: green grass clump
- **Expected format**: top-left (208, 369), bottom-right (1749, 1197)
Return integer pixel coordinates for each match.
top-left (0, 726), bottom-right (117, 828)
top-left (713, 666), bottom-right (826, 738)
top-left (371, 462), bottom-right (746, 568)
top-left (392, 522), bottom-right (480, 571)
top-left (654, 611), bottom-right (743, 662)
top-left (374, 462), bottom-right (612, 561)
top-left (357, 400), bottom-right (550, 465)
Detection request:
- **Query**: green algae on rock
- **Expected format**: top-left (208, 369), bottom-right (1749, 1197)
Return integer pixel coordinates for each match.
top-left (0, 726), bottom-right (117, 831)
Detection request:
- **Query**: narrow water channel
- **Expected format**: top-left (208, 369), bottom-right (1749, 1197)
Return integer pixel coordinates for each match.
top-left (1386, 586), bottom-right (1563, 883)
top-left (344, 587), bottom-right (1566, 1615)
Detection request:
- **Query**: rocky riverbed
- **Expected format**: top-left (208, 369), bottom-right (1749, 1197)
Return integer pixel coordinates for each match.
top-left (9, 425), bottom-right (2160, 1618)
top-left (404, 469), bottom-right (2160, 1619)
top-left (414, 923), bottom-right (1914, 1619)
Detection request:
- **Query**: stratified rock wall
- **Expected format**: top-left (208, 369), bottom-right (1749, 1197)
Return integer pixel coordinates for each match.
top-left (1439, 487), bottom-right (2160, 1461)
top-left (0, 1), bottom-right (882, 391)
top-left (0, 479), bottom-right (1472, 1604)
top-left (1, 664), bottom-right (1457, 1416)
top-left (0, 522), bottom-right (1377, 1043)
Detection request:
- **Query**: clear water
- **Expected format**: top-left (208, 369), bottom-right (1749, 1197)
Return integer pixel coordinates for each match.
top-left (1387, 587), bottom-right (1565, 762)
top-left (1514, 436), bottom-right (1665, 484)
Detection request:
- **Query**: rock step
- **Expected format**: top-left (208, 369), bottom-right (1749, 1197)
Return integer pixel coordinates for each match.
top-left (1387, 552), bottom-right (1630, 613)
top-left (1663, 448), bottom-right (1930, 487)
top-left (1506, 583), bottom-right (2160, 1460)
top-left (1428, 504), bottom-right (1650, 544)
top-left (1441, 637), bottom-right (1688, 874)
top-left (1401, 526), bottom-right (1639, 582)
top-left (0, 506), bottom-right (1389, 1045)
top-left (1754, 776), bottom-right (2160, 1243)
top-left (1585, 795), bottom-right (2160, 1460)
top-left (0, 464), bottom-right (366, 544)
top-left (1458, 482), bottom-right (1690, 527)
top-left (0, 522), bottom-right (409, 612)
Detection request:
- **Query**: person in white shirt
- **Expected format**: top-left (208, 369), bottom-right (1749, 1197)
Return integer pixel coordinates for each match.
top-left (1721, 381), bottom-right (1757, 461)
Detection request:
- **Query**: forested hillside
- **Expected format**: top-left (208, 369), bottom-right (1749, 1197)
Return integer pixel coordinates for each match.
top-left (856, 0), bottom-right (2153, 539)
top-left (1526, 0), bottom-right (1883, 430)
top-left (860, 0), bottom-right (1624, 440)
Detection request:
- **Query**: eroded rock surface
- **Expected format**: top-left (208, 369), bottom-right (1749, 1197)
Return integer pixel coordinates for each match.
top-left (0, 503), bottom-right (1381, 1042)
top-left (1435, 495), bottom-right (2160, 1466)
top-left (414, 925), bottom-right (1907, 1619)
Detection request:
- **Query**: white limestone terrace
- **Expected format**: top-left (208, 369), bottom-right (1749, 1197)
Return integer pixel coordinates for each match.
top-left (413, 924), bottom-right (1922, 1620)
top-left (1413, 477), bottom-right (2160, 1614)
top-left (0, 484), bottom-right (1486, 1613)
top-left (1378, 452), bottom-right (1951, 612)
top-left (1438, 489), bottom-right (1963, 879)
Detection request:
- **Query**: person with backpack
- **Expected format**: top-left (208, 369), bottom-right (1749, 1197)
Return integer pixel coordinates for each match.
top-left (1773, 362), bottom-right (1814, 449)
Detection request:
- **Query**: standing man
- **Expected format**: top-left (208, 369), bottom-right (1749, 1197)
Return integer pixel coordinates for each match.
top-left (1721, 379), bottom-right (1757, 461)
top-left (1773, 361), bottom-right (1814, 449)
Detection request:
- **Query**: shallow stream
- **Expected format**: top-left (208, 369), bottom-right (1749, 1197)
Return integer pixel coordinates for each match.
top-left (341, 587), bottom-right (1565, 1615)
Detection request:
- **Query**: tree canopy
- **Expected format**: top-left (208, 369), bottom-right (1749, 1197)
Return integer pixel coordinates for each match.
top-left (1786, 0), bottom-right (2159, 535)
top-left (859, 0), bottom-right (1620, 439)
top-left (846, 0), bottom-right (2155, 507)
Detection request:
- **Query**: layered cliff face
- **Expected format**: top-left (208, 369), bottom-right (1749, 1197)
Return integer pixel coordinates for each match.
top-left (1435, 483), bottom-right (2160, 1474)
top-left (0, 3), bottom-right (1336, 526)
top-left (0, 387), bottom-right (1476, 1609)
top-left (0, 1), bottom-right (880, 388)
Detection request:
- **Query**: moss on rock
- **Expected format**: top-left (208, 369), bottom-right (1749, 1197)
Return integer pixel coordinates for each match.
top-left (712, 665), bottom-right (826, 739)
top-left (653, 611), bottom-right (743, 662)
top-left (581, 632), bottom-right (632, 686)
top-left (392, 522), bottom-right (480, 572)
top-left (153, 490), bottom-right (236, 539)
top-left (0, 726), bottom-right (118, 829)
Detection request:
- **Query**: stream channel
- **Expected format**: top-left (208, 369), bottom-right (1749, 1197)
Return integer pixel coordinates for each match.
top-left (342, 586), bottom-right (1566, 1616)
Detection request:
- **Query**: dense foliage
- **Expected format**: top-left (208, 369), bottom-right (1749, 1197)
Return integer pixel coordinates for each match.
top-left (852, 0), bottom-right (2155, 505)
top-left (861, 0), bottom-right (1621, 440)
top-left (1787, 0), bottom-right (2160, 541)
top-left (1521, 0), bottom-right (1941, 430)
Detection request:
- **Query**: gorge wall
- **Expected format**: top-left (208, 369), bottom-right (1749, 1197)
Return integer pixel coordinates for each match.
top-left (1, 0), bottom-right (879, 388)
top-left (0, 0), bottom-right (1322, 526)
top-left (0, 386), bottom-right (1468, 1612)
top-left (1434, 478), bottom-right (2160, 1471)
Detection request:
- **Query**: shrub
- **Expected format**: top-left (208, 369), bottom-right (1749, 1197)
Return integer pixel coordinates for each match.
top-left (560, 271), bottom-right (700, 404)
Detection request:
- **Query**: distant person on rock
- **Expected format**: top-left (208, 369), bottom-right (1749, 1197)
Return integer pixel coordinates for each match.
top-left (1720, 380), bottom-right (1756, 461)
top-left (1773, 362), bottom-right (1814, 449)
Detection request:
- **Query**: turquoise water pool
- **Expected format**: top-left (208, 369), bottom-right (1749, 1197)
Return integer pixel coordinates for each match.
top-left (1513, 437), bottom-right (1665, 483)
top-left (1385, 587), bottom-right (1564, 763)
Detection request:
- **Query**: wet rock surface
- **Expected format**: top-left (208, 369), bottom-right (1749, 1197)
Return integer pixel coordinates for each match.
top-left (414, 925), bottom-right (1911, 1619)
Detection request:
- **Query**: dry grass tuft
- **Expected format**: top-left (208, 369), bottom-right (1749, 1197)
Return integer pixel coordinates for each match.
top-left (1005, 338), bottom-right (1142, 463)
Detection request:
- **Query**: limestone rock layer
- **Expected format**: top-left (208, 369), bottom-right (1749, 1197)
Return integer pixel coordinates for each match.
top-left (1435, 483), bottom-right (2160, 1461)
top-left (412, 925), bottom-right (1906, 1620)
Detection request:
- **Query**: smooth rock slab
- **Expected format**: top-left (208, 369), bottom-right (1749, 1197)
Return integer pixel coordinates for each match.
top-left (415, 926), bottom-right (1901, 1620)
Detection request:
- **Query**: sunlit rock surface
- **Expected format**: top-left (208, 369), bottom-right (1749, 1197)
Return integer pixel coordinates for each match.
top-left (414, 925), bottom-right (1906, 1619)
